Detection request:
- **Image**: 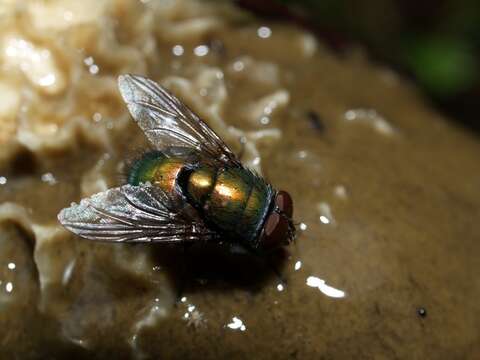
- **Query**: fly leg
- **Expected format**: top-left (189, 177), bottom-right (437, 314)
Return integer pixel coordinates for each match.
top-left (229, 243), bottom-right (287, 287)
top-left (255, 251), bottom-right (288, 288)
top-left (265, 255), bottom-right (287, 287)
top-left (175, 242), bottom-right (194, 305)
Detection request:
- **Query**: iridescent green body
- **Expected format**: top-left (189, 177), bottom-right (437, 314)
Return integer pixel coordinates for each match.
top-left (128, 151), bottom-right (274, 246)
top-left (58, 74), bottom-right (295, 251)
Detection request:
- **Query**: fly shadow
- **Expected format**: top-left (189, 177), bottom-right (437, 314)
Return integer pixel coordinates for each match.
top-left (150, 242), bottom-right (289, 297)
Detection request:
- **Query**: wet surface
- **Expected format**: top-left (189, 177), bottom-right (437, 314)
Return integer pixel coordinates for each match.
top-left (0, 0), bottom-right (479, 359)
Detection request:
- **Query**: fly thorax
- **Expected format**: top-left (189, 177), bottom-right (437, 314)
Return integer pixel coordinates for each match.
top-left (150, 159), bottom-right (184, 194)
top-left (127, 151), bottom-right (166, 186)
top-left (128, 151), bottom-right (185, 195)
top-left (186, 166), bottom-right (216, 205)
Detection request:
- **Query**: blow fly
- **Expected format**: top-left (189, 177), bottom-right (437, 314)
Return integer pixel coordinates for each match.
top-left (58, 75), bottom-right (295, 252)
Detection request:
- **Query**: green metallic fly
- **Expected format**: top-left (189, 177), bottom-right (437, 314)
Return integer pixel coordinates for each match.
top-left (58, 74), bottom-right (295, 252)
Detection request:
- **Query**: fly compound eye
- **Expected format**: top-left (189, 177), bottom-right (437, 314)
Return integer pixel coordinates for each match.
top-left (275, 190), bottom-right (293, 218)
top-left (261, 212), bottom-right (289, 250)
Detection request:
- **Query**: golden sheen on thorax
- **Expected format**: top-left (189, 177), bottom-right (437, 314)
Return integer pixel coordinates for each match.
top-left (151, 159), bottom-right (184, 194)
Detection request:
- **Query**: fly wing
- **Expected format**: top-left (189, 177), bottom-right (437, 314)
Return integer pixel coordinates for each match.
top-left (118, 74), bottom-right (241, 167)
top-left (57, 184), bottom-right (215, 243)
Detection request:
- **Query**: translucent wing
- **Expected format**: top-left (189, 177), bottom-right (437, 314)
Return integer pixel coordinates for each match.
top-left (57, 184), bottom-right (215, 243)
top-left (118, 74), bottom-right (241, 167)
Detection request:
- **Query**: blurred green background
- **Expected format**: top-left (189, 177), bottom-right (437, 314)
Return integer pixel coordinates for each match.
top-left (237, 0), bottom-right (480, 133)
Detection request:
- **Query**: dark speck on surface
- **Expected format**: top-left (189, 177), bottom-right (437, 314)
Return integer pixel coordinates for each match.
top-left (417, 307), bottom-right (427, 318)
top-left (306, 110), bottom-right (325, 133)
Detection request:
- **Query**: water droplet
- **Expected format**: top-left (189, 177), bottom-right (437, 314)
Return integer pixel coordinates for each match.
top-left (41, 172), bottom-right (57, 185)
top-left (194, 45), bottom-right (209, 57)
top-left (298, 150), bottom-right (308, 159)
top-left (38, 73), bottom-right (56, 87)
top-left (343, 108), bottom-right (395, 136)
top-left (306, 276), bottom-right (346, 298)
top-left (317, 202), bottom-right (335, 225)
top-left (345, 110), bottom-right (356, 121)
top-left (257, 26), bottom-right (272, 39)
top-left (319, 215), bottom-right (330, 224)
top-left (226, 316), bottom-right (246, 331)
top-left (84, 56), bottom-right (94, 66)
top-left (233, 60), bottom-right (244, 72)
top-left (260, 116), bottom-right (270, 125)
top-left (62, 260), bottom-right (76, 285)
top-left (334, 185), bottom-right (348, 199)
top-left (294, 261), bottom-right (302, 271)
top-left (92, 112), bottom-right (102, 122)
top-left (172, 45), bottom-right (184, 56)
top-left (89, 64), bottom-right (99, 75)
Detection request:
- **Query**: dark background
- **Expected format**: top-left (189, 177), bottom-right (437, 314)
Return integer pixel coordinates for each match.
top-left (237, 0), bottom-right (480, 134)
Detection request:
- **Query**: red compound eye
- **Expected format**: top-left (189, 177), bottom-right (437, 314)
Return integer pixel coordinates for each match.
top-left (261, 212), bottom-right (289, 250)
top-left (275, 190), bottom-right (293, 218)
top-left (259, 190), bottom-right (294, 250)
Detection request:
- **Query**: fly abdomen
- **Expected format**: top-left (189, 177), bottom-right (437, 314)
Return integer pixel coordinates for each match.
top-left (186, 166), bottom-right (273, 245)
top-left (239, 180), bottom-right (273, 247)
top-left (202, 168), bottom-right (252, 237)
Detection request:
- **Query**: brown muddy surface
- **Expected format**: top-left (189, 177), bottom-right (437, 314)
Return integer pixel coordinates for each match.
top-left (0, 0), bottom-right (479, 359)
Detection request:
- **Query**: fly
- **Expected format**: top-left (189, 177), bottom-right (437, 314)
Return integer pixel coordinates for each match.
top-left (58, 74), bottom-right (295, 253)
